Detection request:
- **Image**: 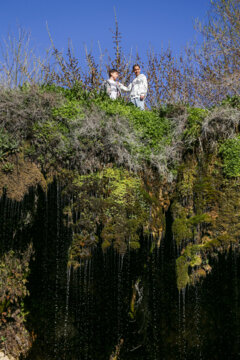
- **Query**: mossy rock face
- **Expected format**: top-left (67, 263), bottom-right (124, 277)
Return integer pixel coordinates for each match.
top-left (173, 152), bottom-right (240, 290)
top-left (129, 241), bottom-right (141, 250)
top-left (62, 166), bottom-right (171, 266)
top-left (176, 256), bottom-right (190, 290)
top-left (219, 135), bottom-right (240, 177)
top-left (172, 217), bottom-right (192, 247)
top-left (176, 243), bottom-right (212, 291)
top-left (63, 167), bottom-right (151, 265)
top-left (101, 239), bottom-right (111, 251)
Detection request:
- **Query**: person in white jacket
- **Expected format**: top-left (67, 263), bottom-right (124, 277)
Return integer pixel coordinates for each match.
top-left (119, 64), bottom-right (148, 110)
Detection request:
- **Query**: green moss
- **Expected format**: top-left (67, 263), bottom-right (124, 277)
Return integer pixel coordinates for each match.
top-left (189, 254), bottom-right (202, 267)
top-left (176, 244), bottom-right (204, 290)
top-left (171, 201), bottom-right (188, 218)
top-left (219, 135), bottom-right (240, 177)
top-left (101, 239), bottom-right (111, 251)
top-left (202, 238), bottom-right (221, 250)
top-left (129, 241), bottom-right (141, 250)
top-left (172, 218), bottom-right (192, 246)
top-left (172, 203), bottom-right (212, 247)
top-left (176, 256), bottom-right (189, 291)
top-left (216, 233), bottom-right (232, 245)
top-left (188, 213), bottom-right (212, 226)
top-left (176, 160), bottom-right (197, 198)
top-left (193, 175), bottom-right (220, 208)
top-left (174, 153), bottom-right (240, 289)
top-left (65, 167), bottom-right (150, 264)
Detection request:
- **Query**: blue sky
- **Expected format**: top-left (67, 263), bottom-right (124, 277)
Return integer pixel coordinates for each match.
top-left (0, 0), bottom-right (210, 61)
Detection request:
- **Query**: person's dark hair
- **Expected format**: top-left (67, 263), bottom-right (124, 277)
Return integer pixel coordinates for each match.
top-left (133, 64), bottom-right (140, 71)
top-left (109, 68), bottom-right (119, 77)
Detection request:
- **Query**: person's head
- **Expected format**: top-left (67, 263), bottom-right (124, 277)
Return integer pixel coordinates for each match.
top-left (109, 69), bottom-right (119, 80)
top-left (133, 64), bottom-right (141, 76)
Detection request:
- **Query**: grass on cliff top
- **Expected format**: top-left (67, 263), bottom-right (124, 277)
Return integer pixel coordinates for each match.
top-left (1, 83), bottom-right (239, 178)
top-left (49, 83), bottom-right (173, 150)
top-left (0, 83), bottom-right (181, 177)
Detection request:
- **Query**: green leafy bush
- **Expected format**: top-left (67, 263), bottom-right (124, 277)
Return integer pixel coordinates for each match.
top-left (221, 95), bottom-right (240, 109)
top-left (183, 108), bottom-right (208, 148)
top-left (219, 135), bottom-right (240, 177)
top-left (92, 97), bottom-right (172, 152)
top-left (49, 85), bottom-right (174, 159)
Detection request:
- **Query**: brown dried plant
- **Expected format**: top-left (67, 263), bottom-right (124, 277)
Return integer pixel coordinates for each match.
top-left (0, 27), bottom-right (52, 88)
top-left (193, 0), bottom-right (240, 105)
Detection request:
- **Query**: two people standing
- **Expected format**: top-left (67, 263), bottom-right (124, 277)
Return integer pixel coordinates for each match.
top-left (102, 64), bottom-right (148, 110)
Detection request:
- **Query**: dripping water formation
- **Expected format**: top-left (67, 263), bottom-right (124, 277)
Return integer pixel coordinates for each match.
top-left (1, 182), bottom-right (240, 360)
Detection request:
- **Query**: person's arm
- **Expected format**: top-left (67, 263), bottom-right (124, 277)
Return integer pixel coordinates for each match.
top-left (119, 82), bottom-right (132, 92)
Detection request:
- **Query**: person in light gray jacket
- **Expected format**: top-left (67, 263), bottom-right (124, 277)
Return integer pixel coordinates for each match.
top-left (119, 64), bottom-right (148, 110)
top-left (102, 69), bottom-right (121, 100)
